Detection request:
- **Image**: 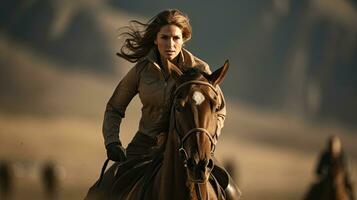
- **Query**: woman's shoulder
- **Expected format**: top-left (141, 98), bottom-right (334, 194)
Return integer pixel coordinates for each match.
top-left (133, 48), bottom-right (160, 72)
top-left (131, 58), bottom-right (151, 74)
top-left (182, 48), bottom-right (211, 74)
top-left (193, 57), bottom-right (211, 74)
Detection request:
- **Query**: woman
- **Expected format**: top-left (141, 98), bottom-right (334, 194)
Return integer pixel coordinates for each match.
top-left (103, 9), bottom-right (226, 163)
top-left (100, 9), bottom-right (239, 199)
top-left (315, 135), bottom-right (355, 200)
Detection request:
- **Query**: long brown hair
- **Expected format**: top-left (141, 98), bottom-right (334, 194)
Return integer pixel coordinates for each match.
top-left (117, 9), bottom-right (192, 63)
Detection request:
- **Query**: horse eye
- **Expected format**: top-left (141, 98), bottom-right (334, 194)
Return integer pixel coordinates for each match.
top-left (210, 101), bottom-right (217, 113)
top-left (175, 105), bottom-right (183, 112)
top-left (175, 100), bottom-right (185, 112)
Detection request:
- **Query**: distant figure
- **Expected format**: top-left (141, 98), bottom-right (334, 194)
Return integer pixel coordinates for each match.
top-left (316, 135), bottom-right (355, 199)
top-left (41, 161), bottom-right (59, 200)
top-left (0, 160), bottom-right (13, 200)
top-left (304, 135), bottom-right (355, 200)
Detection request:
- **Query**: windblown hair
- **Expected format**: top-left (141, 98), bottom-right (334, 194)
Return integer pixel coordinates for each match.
top-left (117, 9), bottom-right (192, 63)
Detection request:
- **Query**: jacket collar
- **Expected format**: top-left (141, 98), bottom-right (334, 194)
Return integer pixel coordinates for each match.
top-left (144, 47), bottom-right (197, 71)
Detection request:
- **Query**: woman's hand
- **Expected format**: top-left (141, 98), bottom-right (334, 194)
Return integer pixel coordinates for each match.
top-left (106, 142), bottom-right (127, 162)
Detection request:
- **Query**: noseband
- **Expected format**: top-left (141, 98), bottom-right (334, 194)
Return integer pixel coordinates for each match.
top-left (172, 80), bottom-right (219, 167)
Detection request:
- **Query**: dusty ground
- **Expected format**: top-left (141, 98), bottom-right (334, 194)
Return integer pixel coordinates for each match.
top-left (0, 102), bottom-right (356, 200)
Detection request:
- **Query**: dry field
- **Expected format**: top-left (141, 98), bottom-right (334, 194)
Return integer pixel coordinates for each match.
top-left (1, 101), bottom-right (356, 200)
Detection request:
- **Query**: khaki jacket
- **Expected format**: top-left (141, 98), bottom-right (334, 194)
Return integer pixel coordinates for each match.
top-left (102, 48), bottom-right (226, 146)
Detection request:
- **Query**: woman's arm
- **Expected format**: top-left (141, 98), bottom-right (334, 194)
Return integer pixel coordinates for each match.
top-left (215, 86), bottom-right (226, 137)
top-left (102, 64), bottom-right (140, 146)
top-left (315, 152), bottom-right (328, 177)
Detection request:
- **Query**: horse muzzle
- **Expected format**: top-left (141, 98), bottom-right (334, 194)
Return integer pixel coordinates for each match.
top-left (186, 157), bottom-right (214, 183)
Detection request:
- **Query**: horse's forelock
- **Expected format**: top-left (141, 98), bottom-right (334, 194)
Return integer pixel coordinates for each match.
top-left (181, 68), bottom-right (209, 82)
top-left (174, 68), bottom-right (217, 104)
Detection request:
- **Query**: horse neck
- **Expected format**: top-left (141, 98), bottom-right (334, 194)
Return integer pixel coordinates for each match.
top-left (333, 170), bottom-right (348, 200)
top-left (330, 162), bottom-right (345, 185)
top-left (159, 129), bottom-right (209, 200)
top-left (326, 163), bottom-right (349, 200)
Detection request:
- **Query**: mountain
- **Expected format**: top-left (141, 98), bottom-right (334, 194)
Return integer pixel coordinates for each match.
top-left (0, 0), bottom-right (137, 117)
top-left (0, 0), bottom-right (356, 126)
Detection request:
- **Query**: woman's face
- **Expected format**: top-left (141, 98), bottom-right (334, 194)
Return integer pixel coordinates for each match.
top-left (155, 24), bottom-right (184, 61)
top-left (331, 137), bottom-right (341, 156)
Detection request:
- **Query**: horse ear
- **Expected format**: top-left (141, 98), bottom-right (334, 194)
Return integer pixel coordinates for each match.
top-left (208, 60), bottom-right (229, 86)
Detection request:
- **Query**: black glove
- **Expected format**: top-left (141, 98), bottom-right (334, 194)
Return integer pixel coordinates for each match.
top-left (106, 142), bottom-right (127, 162)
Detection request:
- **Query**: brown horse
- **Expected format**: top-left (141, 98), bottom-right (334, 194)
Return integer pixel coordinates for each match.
top-left (85, 60), bottom-right (233, 200)
top-left (304, 157), bottom-right (350, 200)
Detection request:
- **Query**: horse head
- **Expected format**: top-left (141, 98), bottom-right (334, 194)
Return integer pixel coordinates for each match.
top-left (170, 60), bottom-right (229, 183)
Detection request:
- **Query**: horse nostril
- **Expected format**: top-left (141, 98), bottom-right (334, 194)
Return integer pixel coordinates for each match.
top-left (187, 158), bottom-right (195, 170)
top-left (197, 159), bottom-right (210, 171)
top-left (187, 158), bottom-right (214, 172)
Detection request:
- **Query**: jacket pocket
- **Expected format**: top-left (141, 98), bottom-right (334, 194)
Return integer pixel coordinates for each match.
top-left (139, 76), bottom-right (163, 106)
top-left (141, 76), bottom-right (156, 84)
top-left (140, 76), bottom-right (158, 94)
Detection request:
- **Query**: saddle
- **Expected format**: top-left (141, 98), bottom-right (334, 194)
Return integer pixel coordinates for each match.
top-left (84, 156), bottom-right (154, 200)
top-left (111, 154), bottom-right (163, 200)
top-left (85, 157), bottom-right (241, 200)
top-left (211, 165), bottom-right (241, 200)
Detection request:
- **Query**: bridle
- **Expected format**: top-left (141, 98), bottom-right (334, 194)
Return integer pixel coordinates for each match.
top-left (171, 80), bottom-right (220, 200)
top-left (171, 80), bottom-right (218, 200)
top-left (178, 128), bottom-right (217, 164)
top-left (172, 80), bottom-right (219, 165)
